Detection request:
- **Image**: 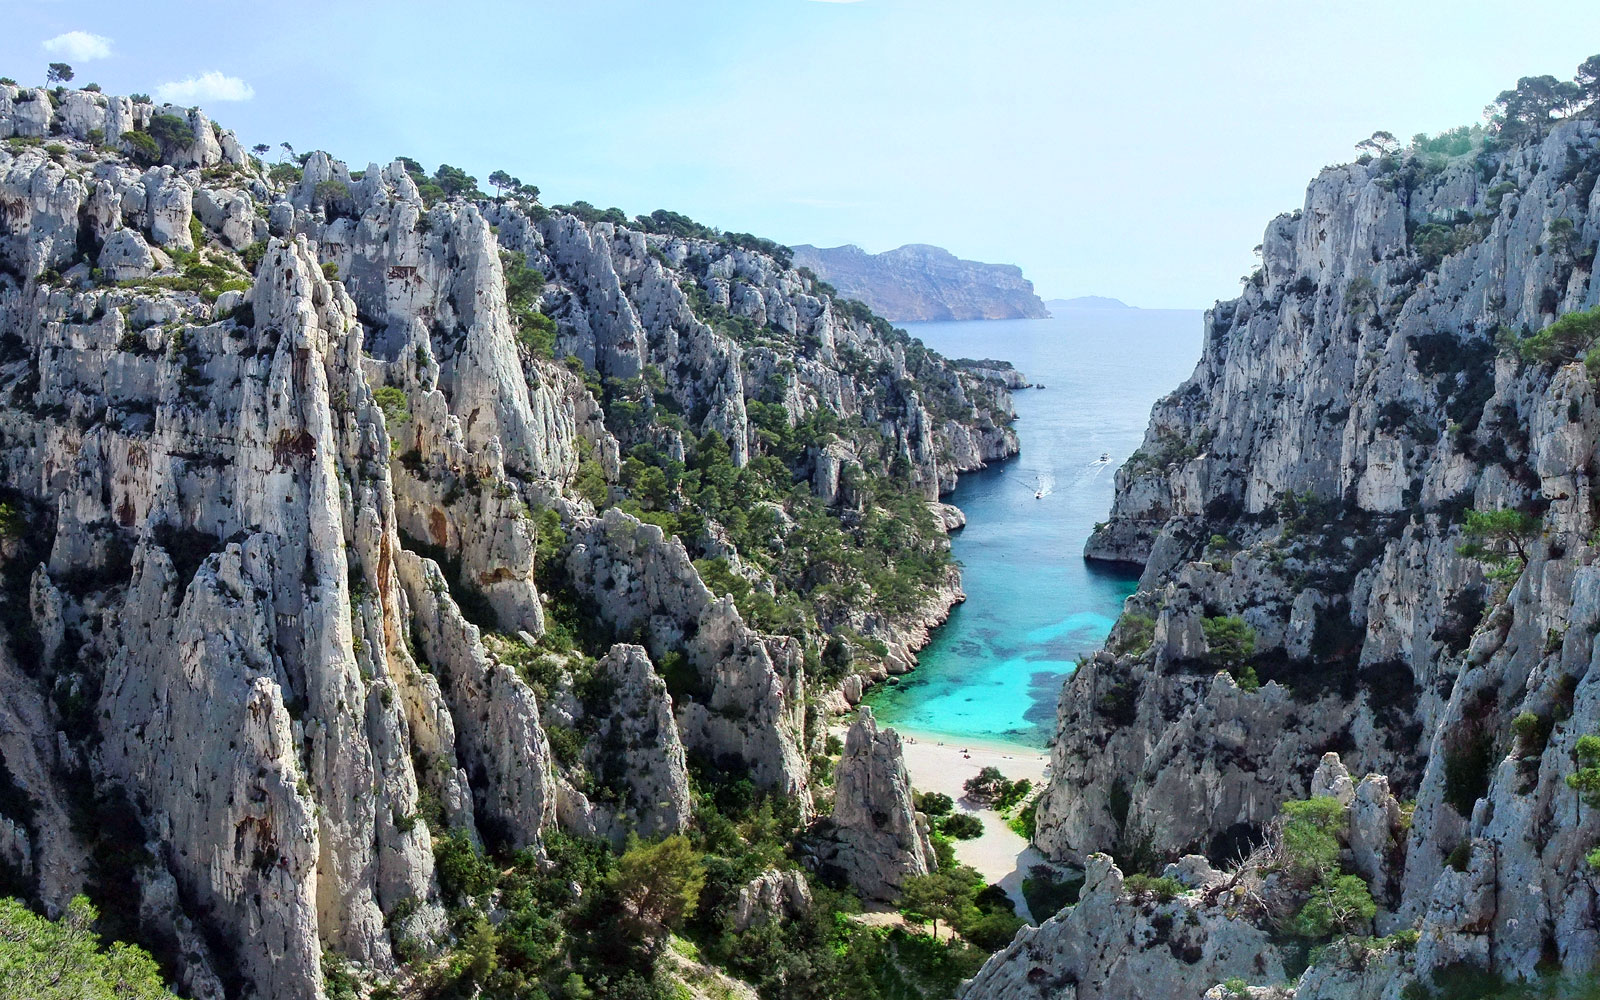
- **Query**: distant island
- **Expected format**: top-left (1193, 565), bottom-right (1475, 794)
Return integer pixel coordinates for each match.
top-left (1045, 295), bottom-right (1132, 310)
top-left (791, 243), bottom-right (1050, 322)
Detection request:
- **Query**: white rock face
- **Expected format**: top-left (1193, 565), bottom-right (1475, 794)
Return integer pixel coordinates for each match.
top-left (98, 227), bottom-right (157, 281)
top-left (731, 868), bottom-right (813, 931)
top-left (0, 86), bottom-right (1019, 999)
top-left (566, 509), bottom-right (813, 807)
top-left (967, 755), bottom-right (1407, 1000)
top-left (1003, 115), bottom-right (1600, 996)
top-left (561, 643), bottom-right (692, 842)
top-left (822, 707), bottom-right (934, 900)
top-left (960, 854), bottom-right (1286, 1000)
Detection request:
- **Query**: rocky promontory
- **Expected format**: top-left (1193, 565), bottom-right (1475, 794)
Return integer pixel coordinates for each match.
top-left (791, 242), bottom-right (1051, 322)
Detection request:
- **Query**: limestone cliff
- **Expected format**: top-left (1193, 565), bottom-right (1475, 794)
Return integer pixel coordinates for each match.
top-left (791, 243), bottom-right (1050, 322)
top-left (819, 707), bottom-right (935, 900)
top-left (992, 100), bottom-right (1600, 995)
top-left (0, 82), bottom-right (1016, 999)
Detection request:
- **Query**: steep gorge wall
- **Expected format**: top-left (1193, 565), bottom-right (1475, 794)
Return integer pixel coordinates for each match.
top-left (0, 83), bottom-right (1016, 999)
top-left (985, 116), bottom-right (1600, 995)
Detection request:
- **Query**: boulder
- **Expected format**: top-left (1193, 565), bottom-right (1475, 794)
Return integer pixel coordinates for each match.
top-left (98, 227), bottom-right (157, 281)
top-left (732, 868), bottom-right (813, 931)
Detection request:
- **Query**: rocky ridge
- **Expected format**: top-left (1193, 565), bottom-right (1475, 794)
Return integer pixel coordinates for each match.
top-left (791, 242), bottom-right (1051, 322)
top-left (974, 98), bottom-right (1600, 996)
top-left (0, 82), bottom-right (1017, 999)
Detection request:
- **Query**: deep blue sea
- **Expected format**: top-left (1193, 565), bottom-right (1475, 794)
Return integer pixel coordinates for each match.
top-left (864, 308), bottom-right (1204, 749)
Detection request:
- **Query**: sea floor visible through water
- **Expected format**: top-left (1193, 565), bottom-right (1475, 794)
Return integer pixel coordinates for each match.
top-left (864, 307), bottom-right (1202, 750)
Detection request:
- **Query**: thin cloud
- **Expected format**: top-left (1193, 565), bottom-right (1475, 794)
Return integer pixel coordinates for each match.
top-left (154, 71), bottom-right (256, 104)
top-left (42, 31), bottom-right (112, 62)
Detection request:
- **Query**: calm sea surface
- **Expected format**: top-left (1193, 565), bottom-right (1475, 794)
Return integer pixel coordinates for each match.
top-left (864, 308), bottom-right (1204, 749)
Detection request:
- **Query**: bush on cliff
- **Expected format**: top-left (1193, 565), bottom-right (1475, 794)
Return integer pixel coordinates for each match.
top-left (1504, 305), bottom-right (1600, 372)
top-left (915, 792), bottom-right (953, 816)
top-left (1202, 615), bottom-right (1260, 690)
top-left (1566, 734), bottom-right (1600, 807)
top-left (1457, 507), bottom-right (1540, 584)
top-left (1280, 796), bottom-right (1346, 879)
top-left (0, 895), bottom-right (177, 999)
top-left (1292, 874), bottom-right (1377, 938)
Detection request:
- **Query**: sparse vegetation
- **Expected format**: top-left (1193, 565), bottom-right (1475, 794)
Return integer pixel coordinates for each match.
top-left (1457, 508), bottom-right (1541, 584)
top-left (1202, 615), bottom-right (1259, 690)
top-left (1122, 874), bottom-right (1185, 902)
top-left (1566, 734), bottom-right (1600, 807)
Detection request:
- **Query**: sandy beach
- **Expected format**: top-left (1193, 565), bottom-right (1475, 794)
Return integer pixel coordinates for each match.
top-left (895, 730), bottom-right (1052, 921)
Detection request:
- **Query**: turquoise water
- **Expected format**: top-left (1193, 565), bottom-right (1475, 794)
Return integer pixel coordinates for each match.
top-left (865, 308), bottom-right (1204, 749)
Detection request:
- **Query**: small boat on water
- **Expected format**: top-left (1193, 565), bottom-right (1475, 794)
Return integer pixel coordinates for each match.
top-left (1100, 452), bottom-right (1110, 462)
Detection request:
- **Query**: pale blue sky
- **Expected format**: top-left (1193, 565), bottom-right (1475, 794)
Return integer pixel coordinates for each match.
top-left (5, 1), bottom-right (1600, 307)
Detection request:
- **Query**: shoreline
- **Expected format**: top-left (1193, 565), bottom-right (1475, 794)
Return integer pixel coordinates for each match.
top-left (894, 734), bottom-right (1051, 921)
top-left (889, 725), bottom-right (1049, 758)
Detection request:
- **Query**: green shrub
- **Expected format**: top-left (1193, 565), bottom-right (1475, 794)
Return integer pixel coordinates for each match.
top-left (240, 240), bottom-right (268, 273)
top-left (315, 179), bottom-right (350, 208)
top-left (940, 814), bottom-right (983, 840)
top-left (573, 459), bottom-right (609, 509)
top-left (994, 778), bottom-right (1032, 813)
top-left (123, 130), bottom-right (160, 166)
top-left (1457, 507), bottom-right (1540, 583)
top-left (147, 113), bottom-right (195, 153)
top-left (546, 724), bottom-right (584, 768)
top-left (1512, 711), bottom-right (1553, 757)
top-left (433, 831), bottom-right (496, 904)
top-left (1009, 797), bottom-right (1039, 839)
top-left (963, 767), bottom-right (1009, 806)
top-left (1021, 865), bottom-right (1082, 919)
top-left (1511, 305), bottom-right (1600, 370)
top-left (1122, 874), bottom-right (1184, 902)
top-left (604, 834), bottom-right (705, 940)
top-left (961, 909), bottom-right (1025, 950)
top-left (0, 895), bottom-right (178, 998)
top-left (373, 386), bottom-right (410, 426)
top-left (1280, 796), bottom-right (1346, 878)
top-left (1113, 612), bottom-right (1155, 656)
top-left (0, 502), bottom-right (25, 539)
top-left (1566, 733), bottom-right (1600, 806)
top-left (1292, 874), bottom-right (1376, 937)
top-left (916, 792), bottom-right (953, 817)
top-left (322, 950), bottom-right (360, 1000)
top-left (1202, 615), bottom-right (1257, 667)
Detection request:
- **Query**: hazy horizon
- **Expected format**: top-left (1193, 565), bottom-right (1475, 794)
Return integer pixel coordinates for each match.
top-left (6, 1), bottom-right (1599, 308)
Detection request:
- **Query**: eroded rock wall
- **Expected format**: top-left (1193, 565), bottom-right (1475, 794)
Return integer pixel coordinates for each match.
top-left (1011, 118), bottom-right (1600, 993)
top-left (0, 85), bottom-right (1017, 999)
